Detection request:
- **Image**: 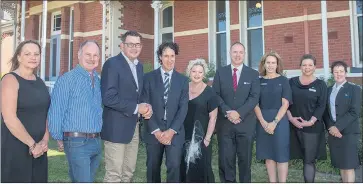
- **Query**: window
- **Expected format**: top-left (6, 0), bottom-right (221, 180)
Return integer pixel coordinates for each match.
top-left (49, 11), bottom-right (61, 80)
top-left (160, 5), bottom-right (173, 43)
top-left (51, 11), bottom-right (61, 35)
top-left (69, 8), bottom-right (74, 71)
top-left (216, 0), bottom-right (227, 69)
top-left (246, 0), bottom-right (264, 70)
top-left (352, 1), bottom-right (362, 67)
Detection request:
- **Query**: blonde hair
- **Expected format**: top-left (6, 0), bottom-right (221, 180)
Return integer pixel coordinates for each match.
top-left (185, 58), bottom-right (209, 77)
top-left (258, 51), bottom-right (284, 76)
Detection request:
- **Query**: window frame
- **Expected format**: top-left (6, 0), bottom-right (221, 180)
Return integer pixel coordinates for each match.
top-left (239, 1), bottom-right (265, 69)
top-left (160, 3), bottom-right (174, 44)
top-left (51, 11), bottom-right (61, 36)
top-left (68, 7), bottom-right (74, 71)
top-left (350, 1), bottom-right (362, 68)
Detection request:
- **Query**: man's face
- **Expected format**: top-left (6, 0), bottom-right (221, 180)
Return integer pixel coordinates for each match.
top-left (160, 47), bottom-right (175, 72)
top-left (78, 43), bottom-right (100, 72)
top-left (230, 44), bottom-right (245, 66)
top-left (120, 36), bottom-right (142, 61)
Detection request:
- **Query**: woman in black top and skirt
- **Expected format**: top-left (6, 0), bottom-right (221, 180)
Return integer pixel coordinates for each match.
top-left (323, 61), bottom-right (361, 182)
top-left (180, 58), bottom-right (219, 182)
top-left (1, 40), bottom-right (50, 182)
top-left (254, 51), bottom-right (292, 182)
top-left (287, 54), bottom-right (327, 183)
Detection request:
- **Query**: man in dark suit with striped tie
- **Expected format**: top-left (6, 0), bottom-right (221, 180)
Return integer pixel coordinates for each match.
top-left (141, 42), bottom-right (189, 182)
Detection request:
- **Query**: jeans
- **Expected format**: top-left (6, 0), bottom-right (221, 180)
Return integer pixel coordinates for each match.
top-left (63, 136), bottom-right (102, 182)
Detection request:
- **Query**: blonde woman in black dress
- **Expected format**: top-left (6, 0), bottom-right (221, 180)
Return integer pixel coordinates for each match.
top-left (323, 61), bottom-right (362, 182)
top-left (180, 58), bottom-right (219, 182)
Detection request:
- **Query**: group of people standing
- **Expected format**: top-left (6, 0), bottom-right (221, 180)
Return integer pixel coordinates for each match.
top-left (1, 30), bottom-right (361, 183)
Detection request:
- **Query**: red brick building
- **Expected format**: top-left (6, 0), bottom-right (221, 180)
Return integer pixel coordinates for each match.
top-left (16, 0), bottom-right (363, 85)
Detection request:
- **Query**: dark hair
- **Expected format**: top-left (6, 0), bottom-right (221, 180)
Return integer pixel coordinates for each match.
top-left (230, 41), bottom-right (246, 51)
top-left (157, 42), bottom-right (179, 64)
top-left (9, 40), bottom-right (41, 71)
top-left (300, 54), bottom-right (316, 66)
top-left (331, 61), bottom-right (348, 73)
top-left (121, 30), bottom-right (143, 43)
top-left (78, 40), bottom-right (101, 56)
top-left (258, 51), bottom-right (284, 76)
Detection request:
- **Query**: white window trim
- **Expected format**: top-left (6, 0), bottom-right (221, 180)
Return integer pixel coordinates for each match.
top-left (240, 1), bottom-right (265, 68)
top-left (160, 3), bottom-right (174, 43)
top-left (38, 14), bottom-right (42, 43)
top-left (350, 1), bottom-right (362, 68)
top-left (51, 11), bottom-right (61, 36)
top-left (68, 7), bottom-right (74, 71)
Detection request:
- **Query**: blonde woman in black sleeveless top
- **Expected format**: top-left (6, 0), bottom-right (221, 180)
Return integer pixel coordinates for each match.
top-left (1, 40), bottom-right (50, 182)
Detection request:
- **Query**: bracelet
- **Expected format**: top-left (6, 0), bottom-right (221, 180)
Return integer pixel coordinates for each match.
top-left (29, 142), bottom-right (36, 155)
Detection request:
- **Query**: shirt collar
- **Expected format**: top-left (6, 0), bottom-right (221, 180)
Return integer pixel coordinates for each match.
top-left (160, 67), bottom-right (173, 77)
top-left (75, 64), bottom-right (98, 77)
top-left (333, 80), bottom-right (347, 91)
top-left (121, 52), bottom-right (139, 65)
top-left (231, 64), bottom-right (243, 72)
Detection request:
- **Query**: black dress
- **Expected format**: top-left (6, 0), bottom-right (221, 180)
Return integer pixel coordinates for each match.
top-left (288, 77), bottom-right (327, 163)
top-left (256, 76), bottom-right (292, 163)
top-left (1, 72), bottom-right (50, 182)
top-left (180, 86), bottom-right (219, 183)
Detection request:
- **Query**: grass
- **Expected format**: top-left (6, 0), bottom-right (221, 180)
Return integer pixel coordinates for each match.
top-left (48, 136), bottom-right (343, 182)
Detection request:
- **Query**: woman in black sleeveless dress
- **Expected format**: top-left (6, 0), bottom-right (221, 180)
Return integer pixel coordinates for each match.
top-left (1, 40), bottom-right (50, 182)
top-left (180, 59), bottom-right (219, 182)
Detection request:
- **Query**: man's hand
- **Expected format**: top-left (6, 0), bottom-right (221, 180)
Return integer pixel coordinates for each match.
top-left (329, 126), bottom-right (342, 138)
top-left (142, 104), bottom-right (153, 119)
top-left (138, 103), bottom-right (149, 115)
top-left (300, 118), bottom-right (315, 127)
top-left (161, 129), bottom-right (175, 145)
top-left (226, 110), bottom-right (241, 124)
top-left (154, 130), bottom-right (169, 145)
top-left (57, 140), bottom-right (64, 152)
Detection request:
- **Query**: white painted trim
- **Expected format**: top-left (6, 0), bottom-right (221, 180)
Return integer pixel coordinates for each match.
top-left (61, 34), bottom-right (69, 39)
top-left (350, 1), bottom-right (362, 67)
top-left (230, 24), bottom-right (240, 31)
top-left (264, 10), bottom-right (351, 27)
top-left (208, 1), bottom-right (212, 65)
top-left (226, 0), bottom-right (231, 65)
top-left (73, 30), bottom-right (102, 37)
top-left (159, 3), bottom-right (174, 43)
top-left (174, 28), bottom-right (208, 37)
top-left (51, 11), bottom-right (61, 36)
top-left (29, 1), bottom-right (95, 16)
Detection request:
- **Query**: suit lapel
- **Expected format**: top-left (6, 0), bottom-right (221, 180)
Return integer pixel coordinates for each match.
top-left (166, 70), bottom-right (178, 120)
top-left (236, 65), bottom-right (246, 92)
top-left (156, 68), bottom-right (165, 103)
top-left (119, 53), bottom-right (137, 89)
top-left (225, 65), bottom-right (235, 94)
top-left (335, 82), bottom-right (347, 107)
top-left (327, 87), bottom-right (334, 120)
top-left (136, 64), bottom-right (143, 95)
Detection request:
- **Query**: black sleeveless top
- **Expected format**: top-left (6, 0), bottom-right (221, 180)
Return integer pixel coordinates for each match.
top-left (1, 72), bottom-right (50, 143)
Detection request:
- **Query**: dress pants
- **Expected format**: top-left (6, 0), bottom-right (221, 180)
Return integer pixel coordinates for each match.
top-left (103, 123), bottom-right (139, 182)
top-left (218, 130), bottom-right (254, 183)
top-left (146, 142), bottom-right (183, 183)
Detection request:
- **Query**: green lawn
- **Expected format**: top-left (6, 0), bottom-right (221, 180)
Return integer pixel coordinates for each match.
top-left (48, 137), bottom-right (342, 182)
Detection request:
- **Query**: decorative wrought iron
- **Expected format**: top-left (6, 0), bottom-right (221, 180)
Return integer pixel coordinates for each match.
top-left (1, 1), bottom-right (17, 20)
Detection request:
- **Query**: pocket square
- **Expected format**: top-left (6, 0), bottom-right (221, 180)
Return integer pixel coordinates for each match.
top-left (244, 82), bottom-right (250, 85)
top-left (344, 93), bottom-right (349, 97)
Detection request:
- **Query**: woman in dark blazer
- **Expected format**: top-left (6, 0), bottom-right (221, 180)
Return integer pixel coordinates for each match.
top-left (323, 61), bottom-right (362, 182)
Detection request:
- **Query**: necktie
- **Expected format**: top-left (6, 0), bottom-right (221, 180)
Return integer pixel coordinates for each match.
top-left (233, 68), bottom-right (238, 92)
top-left (164, 72), bottom-right (170, 105)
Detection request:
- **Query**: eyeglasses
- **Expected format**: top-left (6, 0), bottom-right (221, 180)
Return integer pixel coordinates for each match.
top-left (123, 43), bottom-right (142, 48)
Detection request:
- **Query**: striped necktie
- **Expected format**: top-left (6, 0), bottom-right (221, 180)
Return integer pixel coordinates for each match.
top-left (164, 72), bottom-right (170, 105)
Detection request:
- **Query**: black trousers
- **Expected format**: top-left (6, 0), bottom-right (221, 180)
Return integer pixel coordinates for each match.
top-left (217, 131), bottom-right (254, 183)
top-left (146, 142), bottom-right (183, 183)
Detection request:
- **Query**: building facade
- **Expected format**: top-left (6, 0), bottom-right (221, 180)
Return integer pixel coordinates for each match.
top-left (12, 0), bottom-right (363, 85)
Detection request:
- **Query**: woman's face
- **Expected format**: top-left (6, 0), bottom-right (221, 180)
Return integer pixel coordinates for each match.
top-left (17, 43), bottom-right (41, 70)
top-left (300, 59), bottom-right (316, 76)
top-left (333, 65), bottom-right (347, 84)
top-left (189, 65), bottom-right (204, 84)
top-left (264, 56), bottom-right (278, 75)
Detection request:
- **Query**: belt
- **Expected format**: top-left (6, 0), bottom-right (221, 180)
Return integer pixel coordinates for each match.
top-left (63, 132), bottom-right (100, 138)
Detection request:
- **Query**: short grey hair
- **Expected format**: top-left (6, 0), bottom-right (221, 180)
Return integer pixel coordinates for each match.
top-left (185, 58), bottom-right (209, 77)
top-left (78, 40), bottom-right (101, 56)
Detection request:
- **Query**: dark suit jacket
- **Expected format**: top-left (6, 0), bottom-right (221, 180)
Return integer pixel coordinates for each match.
top-left (212, 64), bottom-right (260, 136)
top-left (141, 68), bottom-right (189, 146)
top-left (100, 53), bottom-right (144, 144)
top-left (323, 82), bottom-right (362, 134)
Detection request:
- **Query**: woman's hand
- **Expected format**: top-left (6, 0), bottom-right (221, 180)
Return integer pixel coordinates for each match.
top-left (266, 122), bottom-right (277, 135)
top-left (31, 143), bottom-right (44, 158)
top-left (204, 138), bottom-right (210, 147)
top-left (289, 116), bottom-right (303, 129)
top-left (39, 139), bottom-right (49, 153)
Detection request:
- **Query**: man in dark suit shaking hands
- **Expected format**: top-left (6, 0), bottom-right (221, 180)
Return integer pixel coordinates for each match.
top-left (142, 42), bottom-right (189, 182)
top-left (212, 42), bottom-right (260, 182)
top-left (101, 31), bottom-right (152, 182)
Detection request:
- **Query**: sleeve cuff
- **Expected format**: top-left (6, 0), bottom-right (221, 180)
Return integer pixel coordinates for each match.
top-left (151, 128), bottom-right (160, 134)
top-left (170, 129), bottom-right (177, 134)
top-left (134, 104), bottom-right (139, 114)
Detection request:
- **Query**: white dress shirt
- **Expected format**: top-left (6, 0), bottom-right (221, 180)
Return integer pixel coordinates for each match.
top-left (231, 64), bottom-right (243, 85)
top-left (329, 80), bottom-right (347, 121)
